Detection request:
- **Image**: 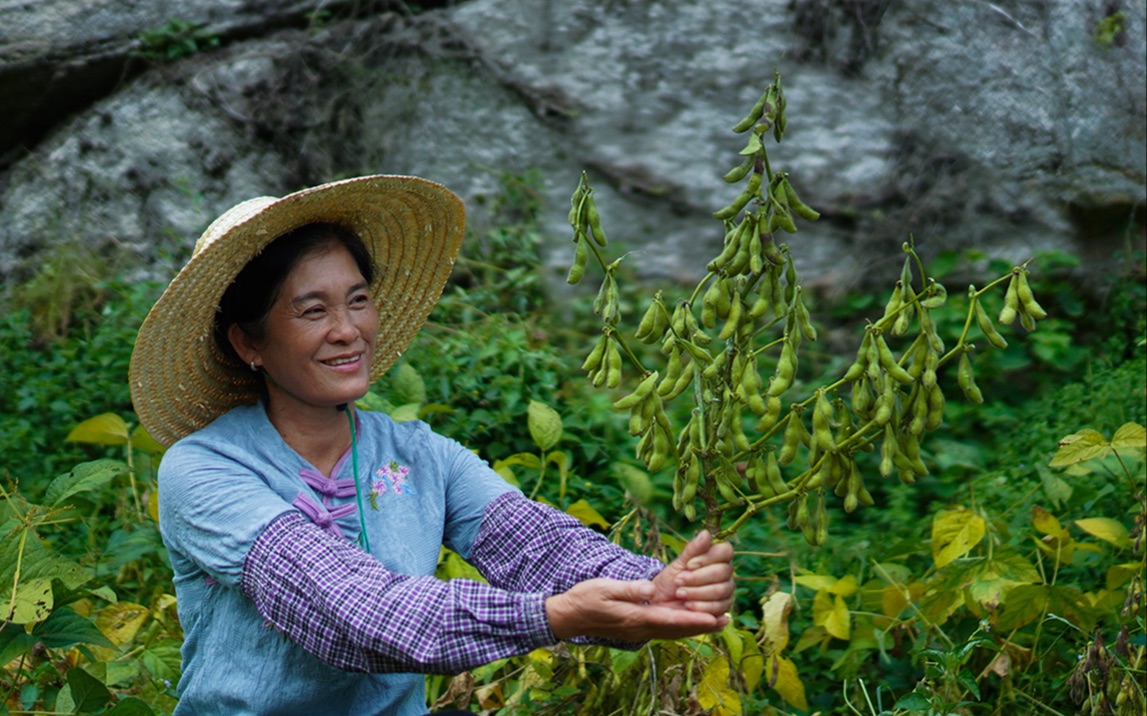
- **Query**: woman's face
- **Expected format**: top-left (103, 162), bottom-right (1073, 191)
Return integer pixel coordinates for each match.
top-left (245, 244), bottom-right (378, 412)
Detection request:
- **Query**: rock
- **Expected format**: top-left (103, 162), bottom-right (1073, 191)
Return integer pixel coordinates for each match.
top-left (0, 0), bottom-right (1142, 295)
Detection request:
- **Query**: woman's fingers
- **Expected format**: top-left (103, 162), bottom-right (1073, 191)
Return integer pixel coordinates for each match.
top-left (683, 539), bottom-right (734, 570)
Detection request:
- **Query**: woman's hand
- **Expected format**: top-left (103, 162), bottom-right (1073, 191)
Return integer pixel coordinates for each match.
top-left (649, 530), bottom-right (735, 616)
top-left (544, 531), bottom-right (735, 642)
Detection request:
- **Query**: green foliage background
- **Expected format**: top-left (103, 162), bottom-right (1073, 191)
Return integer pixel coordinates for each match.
top-left (1, 161), bottom-right (1144, 714)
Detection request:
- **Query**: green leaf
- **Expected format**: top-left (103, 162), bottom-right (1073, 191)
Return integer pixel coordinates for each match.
top-left (995, 584), bottom-right (1048, 631)
top-left (65, 667), bottom-right (112, 712)
top-left (355, 390), bottom-right (393, 413)
top-left (496, 453), bottom-right (542, 470)
top-left (957, 669), bottom-right (981, 699)
top-left (894, 692), bottom-right (932, 710)
top-left (614, 463), bottom-right (653, 506)
top-left (105, 697), bottom-right (157, 716)
top-left (931, 508), bottom-right (987, 568)
top-left (564, 499), bottom-right (609, 529)
top-left (43, 459), bottom-right (126, 507)
top-left (1075, 517), bottom-right (1132, 549)
top-left (389, 403), bottom-right (421, 423)
top-left (389, 364), bottom-right (426, 406)
top-left (527, 400), bottom-right (563, 452)
top-left (129, 424), bottom-right (166, 454)
top-left (32, 606), bottom-right (114, 649)
top-left (139, 641), bottom-right (182, 682)
top-left (0, 623), bottom-right (37, 667)
top-left (1049, 428), bottom-right (1111, 467)
top-left (66, 413), bottom-right (130, 446)
top-left (1037, 464), bottom-right (1073, 507)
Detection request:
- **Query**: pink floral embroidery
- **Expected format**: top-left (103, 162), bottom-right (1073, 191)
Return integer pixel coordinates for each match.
top-left (368, 461), bottom-right (414, 508)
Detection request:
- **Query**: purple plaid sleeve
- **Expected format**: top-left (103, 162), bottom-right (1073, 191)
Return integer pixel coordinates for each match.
top-left (469, 492), bottom-right (665, 593)
top-left (241, 511), bottom-right (555, 674)
top-left (468, 493), bottom-right (666, 649)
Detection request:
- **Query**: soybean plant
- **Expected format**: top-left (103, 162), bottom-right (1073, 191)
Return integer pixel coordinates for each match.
top-left (569, 71), bottom-right (1048, 541)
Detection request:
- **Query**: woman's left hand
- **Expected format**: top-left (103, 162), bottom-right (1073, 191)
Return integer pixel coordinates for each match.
top-left (649, 530), bottom-right (735, 616)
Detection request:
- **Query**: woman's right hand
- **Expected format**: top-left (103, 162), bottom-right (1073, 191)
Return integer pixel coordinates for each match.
top-left (544, 577), bottom-right (730, 642)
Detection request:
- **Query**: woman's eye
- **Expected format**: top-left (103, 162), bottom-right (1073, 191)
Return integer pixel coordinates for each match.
top-left (350, 294), bottom-right (371, 308)
top-left (302, 306), bottom-right (326, 318)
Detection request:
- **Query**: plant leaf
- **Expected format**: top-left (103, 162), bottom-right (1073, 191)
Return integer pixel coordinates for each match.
top-left (1075, 517), bottom-right (1132, 549)
top-left (793, 574), bottom-right (838, 592)
top-left (931, 508), bottom-right (987, 568)
top-left (105, 697), bottom-right (158, 716)
top-left (1110, 422), bottom-right (1146, 451)
top-left (766, 654), bottom-right (808, 711)
top-left (812, 590), bottom-right (850, 640)
top-left (65, 665), bottom-right (112, 712)
top-left (995, 584), bottom-right (1048, 631)
top-left (43, 459), bottom-right (126, 507)
top-left (389, 403), bottom-right (421, 423)
top-left (66, 413), bottom-right (130, 446)
top-left (828, 574), bottom-right (858, 597)
top-left (760, 591), bottom-right (793, 653)
top-left (32, 606), bottom-right (114, 649)
top-left (527, 400), bottom-right (563, 452)
top-left (1049, 428), bottom-right (1111, 467)
top-left (564, 499), bottom-right (609, 529)
top-left (389, 364), bottom-right (426, 406)
top-left (129, 424), bottom-right (166, 454)
top-left (3, 576), bottom-right (53, 624)
top-left (697, 655), bottom-right (743, 716)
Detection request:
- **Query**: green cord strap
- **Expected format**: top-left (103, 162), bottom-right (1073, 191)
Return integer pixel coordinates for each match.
top-left (342, 405), bottom-right (372, 553)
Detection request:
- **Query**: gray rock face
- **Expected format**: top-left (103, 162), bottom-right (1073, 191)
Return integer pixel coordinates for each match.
top-left (1, 0), bottom-right (1142, 294)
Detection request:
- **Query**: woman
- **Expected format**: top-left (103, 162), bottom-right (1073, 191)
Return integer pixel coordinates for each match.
top-left (129, 175), bottom-right (735, 716)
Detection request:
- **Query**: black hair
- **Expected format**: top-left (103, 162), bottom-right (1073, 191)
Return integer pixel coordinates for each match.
top-left (213, 222), bottom-right (377, 366)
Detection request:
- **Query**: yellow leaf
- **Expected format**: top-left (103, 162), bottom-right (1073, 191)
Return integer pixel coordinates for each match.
top-left (791, 625), bottom-right (831, 654)
top-left (829, 574), bottom-right (858, 597)
top-left (760, 591), bottom-right (793, 653)
top-left (475, 683), bottom-right (503, 709)
top-left (722, 622), bottom-right (744, 668)
top-left (1110, 422), bottom-right (1146, 451)
top-left (739, 630), bottom-right (764, 693)
top-left (882, 582), bottom-right (925, 617)
top-left (1049, 428), bottom-right (1110, 467)
top-left (1032, 505), bottom-right (1066, 537)
top-left (564, 499), bottom-right (609, 529)
top-left (812, 590), bottom-right (851, 640)
top-left (793, 574), bottom-right (838, 592)
top-left (147, 488), bottom-right (160, 523)
top-left (4, 577), bottom-right (53, 624)
top-left (1033, 506), bottom-right (1075, 565)
top-left (931, 508), bottom-right (987, 568)
top-left (66, 413), bottom-right (130, 446)
top-left (1076, 517), bottom-right (1132, 549)
top-left (95, 602), bottom-right (150, 647)
top-left (697, 655), bottom-right (743, 716)
top-left (765, 654), bottom-right (808, 711)
top-left (1106, 562), bottom-right (1140, 590)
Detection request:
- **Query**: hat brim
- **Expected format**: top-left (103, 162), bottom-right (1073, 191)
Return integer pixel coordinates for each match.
top-left (129, 175), bottom-right (465, 447)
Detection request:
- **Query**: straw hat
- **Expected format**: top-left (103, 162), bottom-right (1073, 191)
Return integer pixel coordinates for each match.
top-left (129, 175), bottom-right (466, 447)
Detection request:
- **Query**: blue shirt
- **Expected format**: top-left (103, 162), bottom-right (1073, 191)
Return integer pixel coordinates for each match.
top-left (158, 403), bottom-right (518, 716)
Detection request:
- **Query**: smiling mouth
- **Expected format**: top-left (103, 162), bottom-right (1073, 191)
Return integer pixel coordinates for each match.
top-left (322, 355), bottom-right (361, 366)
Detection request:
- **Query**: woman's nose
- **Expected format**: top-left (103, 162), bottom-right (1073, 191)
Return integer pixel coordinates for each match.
top-left (326, 307), bottom-right (361, 342)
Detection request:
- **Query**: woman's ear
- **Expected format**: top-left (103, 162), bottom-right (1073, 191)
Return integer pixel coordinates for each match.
top-left (227, 323), bottom-right (259, 369)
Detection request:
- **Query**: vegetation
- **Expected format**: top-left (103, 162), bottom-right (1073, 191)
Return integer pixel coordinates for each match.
top-left (1, 73), bottom-right (1144, 716)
